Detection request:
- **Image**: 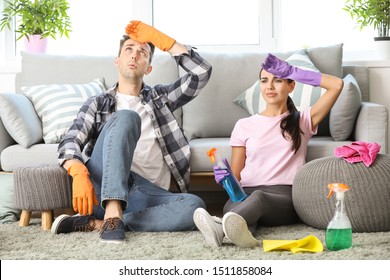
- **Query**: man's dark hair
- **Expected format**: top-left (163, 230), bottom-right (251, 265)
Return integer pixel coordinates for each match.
top-left (118, 34), bottom-right (155, 63)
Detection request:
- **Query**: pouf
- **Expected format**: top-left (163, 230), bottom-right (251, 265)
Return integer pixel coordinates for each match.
top-left (293, 155), bottom-right (390, 232)
top-left (14, 164), bottom-right (72, 230)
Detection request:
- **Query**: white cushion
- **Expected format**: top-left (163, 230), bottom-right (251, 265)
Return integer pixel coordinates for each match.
top-left (22, 79), bottom-right (105, 144)
top-left (0, 93), bottom-right (43, 148)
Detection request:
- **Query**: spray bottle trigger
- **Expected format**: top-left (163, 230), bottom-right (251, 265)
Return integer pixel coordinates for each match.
top-left (326, 183), bottom-right (350, 199)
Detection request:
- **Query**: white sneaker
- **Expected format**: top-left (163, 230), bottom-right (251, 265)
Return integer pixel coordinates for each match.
top-left (193, 208), bottom-right (224, 247)
top-left (222, 212), bottom-right (259, 248)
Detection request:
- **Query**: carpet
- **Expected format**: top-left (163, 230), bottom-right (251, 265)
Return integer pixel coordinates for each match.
top-left (1, 218), bottom-right (389, 260)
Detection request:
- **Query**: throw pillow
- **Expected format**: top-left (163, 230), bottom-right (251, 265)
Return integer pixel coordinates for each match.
top-left (22, 78), bottom-right (106, 144)
top-left (234, 50), bottom-right (327, 115)
top-left (329, 74), bottom-right (362, 141)
top-left (0, 93), bottom-right (43, 148)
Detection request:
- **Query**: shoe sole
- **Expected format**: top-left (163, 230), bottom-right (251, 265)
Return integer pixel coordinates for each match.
top-left (222, 212), bottom-right (259, 248)
top-left (51, 214), bottom-right (71, 234)
top-left (193, 208), bottom-right (223, 247)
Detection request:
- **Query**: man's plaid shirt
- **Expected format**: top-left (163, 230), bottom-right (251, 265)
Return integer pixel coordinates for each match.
top-left (57, 47), bottom-right (212, 192)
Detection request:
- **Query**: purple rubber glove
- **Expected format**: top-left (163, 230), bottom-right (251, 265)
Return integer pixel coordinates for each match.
top-left (261, 53), bottom-right (322, 86)
top-left (213, 166), bottom-right (230, 184)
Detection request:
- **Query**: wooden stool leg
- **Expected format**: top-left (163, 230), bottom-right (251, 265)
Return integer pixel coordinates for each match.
top-left (41, 210), bottom-right (54, 231)
top-left (19, 210), bottom-right (32, 227)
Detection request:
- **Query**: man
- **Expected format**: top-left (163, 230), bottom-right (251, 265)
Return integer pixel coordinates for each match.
top-left (51, 21), bottom-right (212, 243)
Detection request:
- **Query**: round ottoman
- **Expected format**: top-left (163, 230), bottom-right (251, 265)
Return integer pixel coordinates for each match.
top-left (14, 164), bottom-right (73, 230)
top-left (293, 155), bottom-right (390, 232)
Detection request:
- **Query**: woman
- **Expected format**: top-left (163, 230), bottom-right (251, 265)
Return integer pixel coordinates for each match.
top-left (193, 53), bottom-right (343, 248)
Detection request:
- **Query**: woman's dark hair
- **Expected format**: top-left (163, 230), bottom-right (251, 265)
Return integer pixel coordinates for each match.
top-left (281, 94), bottom-right (303, 154)
top-left (260, 69), bottom-right (303, 153)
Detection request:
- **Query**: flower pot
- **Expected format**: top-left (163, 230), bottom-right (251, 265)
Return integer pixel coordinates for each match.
top-left (374, 37), bottom-right (390, 60)
top-left (24, 35), bottom-right (48, 53)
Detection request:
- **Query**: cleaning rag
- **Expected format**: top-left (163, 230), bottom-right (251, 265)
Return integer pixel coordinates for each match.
top-left (334, 141), bottom-right (381, 167)
top-left (263, 235), bottom-right (323, 254)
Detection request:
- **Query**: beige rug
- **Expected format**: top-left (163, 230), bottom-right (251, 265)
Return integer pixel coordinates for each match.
top-left (1, 219), bottom-right (389, 260)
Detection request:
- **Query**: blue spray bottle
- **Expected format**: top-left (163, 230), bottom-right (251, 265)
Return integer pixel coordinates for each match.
top-left (207, 147), bottom-right (247, 202)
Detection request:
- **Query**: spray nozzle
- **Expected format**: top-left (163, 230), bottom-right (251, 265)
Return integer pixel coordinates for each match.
top-left (327, 183), bottom-right (350, 199)
top-left (207, 147), bottom-right (217, 164)
top-left (207, 147), bottom-right (228, 169)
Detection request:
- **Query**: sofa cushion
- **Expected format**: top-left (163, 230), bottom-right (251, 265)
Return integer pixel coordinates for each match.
top-left (181, 52), bottom-right (256, 141)
top-left (0, 144), bottom-right (59, 172)
top-left (306, 43), bottom-right (343, 79)
top-left (0, 93), bottom-right (43, 148)
top-left (330, 74), bottom-right (362, 141)
top-left (21, 79), bottom-right (106, 144)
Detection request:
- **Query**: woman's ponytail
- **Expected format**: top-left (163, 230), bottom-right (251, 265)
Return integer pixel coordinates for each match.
top-left (280, 96), bottom-right (303, 154)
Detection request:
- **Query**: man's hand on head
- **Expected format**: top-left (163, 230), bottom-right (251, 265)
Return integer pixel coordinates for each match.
top-left (125, 20), bottom-right (176, 51)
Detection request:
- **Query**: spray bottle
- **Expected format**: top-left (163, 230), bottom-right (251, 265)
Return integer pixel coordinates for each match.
top-left (207, 147), bottom-right (247, 202)
top-left (325, 183), bottom-right (352, 251)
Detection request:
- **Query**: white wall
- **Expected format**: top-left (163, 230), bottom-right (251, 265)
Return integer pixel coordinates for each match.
top-left (366, 63), bottom-right (390, 153)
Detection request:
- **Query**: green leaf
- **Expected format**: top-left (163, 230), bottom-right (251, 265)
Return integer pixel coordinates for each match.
top-left (0, 0), bottom-right (72, 40)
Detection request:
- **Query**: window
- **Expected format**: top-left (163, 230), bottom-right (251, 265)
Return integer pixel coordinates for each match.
top-left (153, 0), bottom-right (274, 52)
top-left (153, 0), bottom-right (260, 46)
top-left (277, 0), bottom-right (377, 53)
top-left (0, 0), bottom-right (380, 62)
top-left (40, 0), bottom-right (136, 56)
top-left (3, 0), bottom-right (273, 57)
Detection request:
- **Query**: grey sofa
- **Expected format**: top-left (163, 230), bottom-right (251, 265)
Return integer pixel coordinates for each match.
top-left (0, 43), bottom-right (388, 222)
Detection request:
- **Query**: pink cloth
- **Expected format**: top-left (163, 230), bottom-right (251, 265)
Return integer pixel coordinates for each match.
top-left (334, 141), bottom-right (381, 167)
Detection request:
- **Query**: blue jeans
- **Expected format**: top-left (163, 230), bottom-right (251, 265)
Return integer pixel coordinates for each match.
top-left (86, 110), bottom-right (205, 231)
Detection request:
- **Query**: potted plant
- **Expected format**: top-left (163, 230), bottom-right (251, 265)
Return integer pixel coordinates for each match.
top-left (0, 0), bottom-right (72, 53)
top-left (343, 0), bottom-right (390, 59)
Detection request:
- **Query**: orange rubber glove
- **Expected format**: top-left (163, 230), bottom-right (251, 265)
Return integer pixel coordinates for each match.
top-left (125, 20), bottom-right (176, 51)
top-left (67, 162), bottom-right (98, 215)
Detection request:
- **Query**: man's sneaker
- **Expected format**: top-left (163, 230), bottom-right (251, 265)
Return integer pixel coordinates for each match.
top-left (99, 217), bottom-right (125, 244)
top-left (222, 212), bottom-right (259, 248)
top-left (193, 208), bottom-right (224, 247)
top-left (51, 214), bottom-right (96, 234)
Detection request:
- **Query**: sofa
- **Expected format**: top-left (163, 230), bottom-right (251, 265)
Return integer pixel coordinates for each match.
top-left (0, 43), bottom-right (388, 223)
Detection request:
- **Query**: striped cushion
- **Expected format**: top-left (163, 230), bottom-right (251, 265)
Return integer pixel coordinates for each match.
top-left (22, 79), bottom-right (105, 144)
top-left (234, 50), bottom-right (325, 115)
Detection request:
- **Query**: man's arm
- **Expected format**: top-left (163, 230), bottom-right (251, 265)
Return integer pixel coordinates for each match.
top-left (166, 41), bottom-right (189, 56)
top-left (125, 21), bottom-right (188, 56)
top-left (126, 20), bottom-right (212, 109)
top-left (57, 96), bottom-right (99, 215)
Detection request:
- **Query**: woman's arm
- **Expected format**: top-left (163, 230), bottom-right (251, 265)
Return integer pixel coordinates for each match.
top-left (310, 74), bottom-right (344, 128)
top-left (230, 146), bottom-right (246, 182)
top-left (261, 53), bottom-right (344, 129)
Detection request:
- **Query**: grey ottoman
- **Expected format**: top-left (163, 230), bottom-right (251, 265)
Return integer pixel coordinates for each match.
top-left (14, 165), bottom-right (72, 230)
top-left (293, 155), bottom-right (390, 232)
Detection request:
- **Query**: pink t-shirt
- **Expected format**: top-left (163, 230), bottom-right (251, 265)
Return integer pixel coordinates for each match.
top-left (230, 108), bottom-right (317, 187)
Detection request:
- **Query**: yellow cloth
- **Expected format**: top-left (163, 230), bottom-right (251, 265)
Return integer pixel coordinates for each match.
top-left (263, 235), bottom-right (323, 254)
